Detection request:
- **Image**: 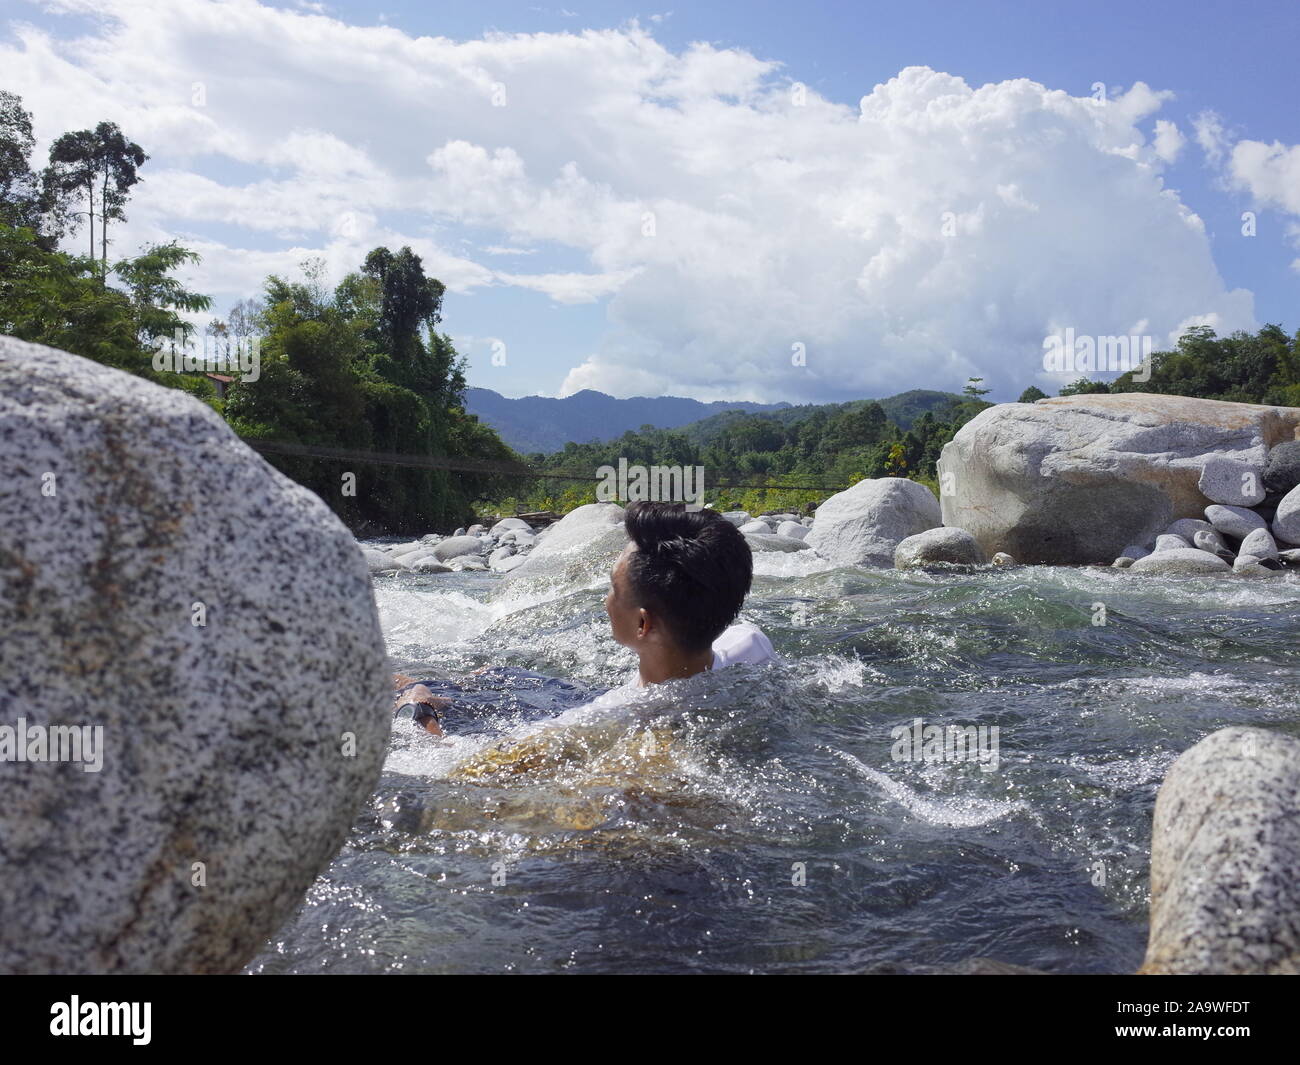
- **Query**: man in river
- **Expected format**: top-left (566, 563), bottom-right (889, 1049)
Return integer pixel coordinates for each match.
top-left (392, 500), bottom-right (775, 735)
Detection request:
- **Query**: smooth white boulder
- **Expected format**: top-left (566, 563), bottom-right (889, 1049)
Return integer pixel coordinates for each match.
top-left (937, 394), bottom-right (1300, 564)
top-left (1153, 534), bottom-right (1190, 553)
top-left (410, 556), bottom-right (452, 573)
top-left (1129, 548), bottom-right (1231, 575)
top-left (894, 526), bottom-right (989, 568)
top-left (490, 518), bottom-right (533, 537)
top-left (363, 547), bottom-right (406, 574)
top-left (0, 336), bottom-right (390, 974)
top-left (776, 520), bottom-right (808, 540)
top-left (806, 477), bottom-right (941, 568)
top-left (1205, 504), bottom-right (1267, 540)
top-left (1238, 527), bottom-right (1278, 560)
top-left (431, 535), bottom-right (484, 561)
top-left (499, 503), bottom-right (627, 588)
top-left (738, 519), bottom-right (773, 534)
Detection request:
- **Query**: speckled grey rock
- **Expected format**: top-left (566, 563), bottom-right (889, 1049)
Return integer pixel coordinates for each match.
top-left (0, 336), bottom-right (390, 974)
top-left (1112, 556), bottom-right (1135, 568)
top-left (894, 526), bottom-right (988, 568)
top-left (1238, 527), bottom-right (1278, 560)
top-left (431, 535), bottom-right (483, 561)
top-left (1274, 484), bottom-right (1300, 546)
top-left (744, 532), bottom-right (811, 553)
top-left (1192, 529), bottom-right (1231, 556)
top-left (1141, 727), bottom-right (1300, 974)
top-left (776, 520), bottom-right (808, 540)
top-left (807, 477), bottom-right (941, 568)
top-left (1205, 504), bottom-right (1267, 541)
top-left (1129, 548), bottom-right (1231, 575)
top-left (1198, 454), bottom-right (1266, 506)
top-left (1154, 533), bottom-right (1190, 552)
top-left (1166, 518), bottom-right (1213, 541)
top-left (937, 394), bottom-right (1300, 564)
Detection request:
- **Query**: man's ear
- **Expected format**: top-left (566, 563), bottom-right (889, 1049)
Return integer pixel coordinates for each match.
top-left (637, 607), bottom-right (649, 636)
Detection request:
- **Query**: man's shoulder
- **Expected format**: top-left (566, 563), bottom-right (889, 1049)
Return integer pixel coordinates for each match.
top-left (712, 622), bottom-right (776, 668)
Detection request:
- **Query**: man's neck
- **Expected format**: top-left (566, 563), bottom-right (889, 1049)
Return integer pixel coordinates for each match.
top-left (637, 645), bottom-right (714, 687)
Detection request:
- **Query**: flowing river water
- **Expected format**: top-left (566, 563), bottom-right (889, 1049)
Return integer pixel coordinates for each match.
top-left (248, 536), bottom-right (1300, 974)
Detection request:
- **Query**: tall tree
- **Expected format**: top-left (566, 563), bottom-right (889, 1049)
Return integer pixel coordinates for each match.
top-left (0, 90), bottom-right (46, 240)
top-left (43, 121), bottom-right (147, 276)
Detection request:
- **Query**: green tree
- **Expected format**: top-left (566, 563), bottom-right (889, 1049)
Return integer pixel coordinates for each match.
top-left (43, 121), bottom-right (147, 277)
top-left (1018, 385), bottom-right (1048, 403)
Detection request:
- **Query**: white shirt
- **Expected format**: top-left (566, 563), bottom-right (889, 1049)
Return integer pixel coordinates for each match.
top-left (710, 622), bottom-right (776, 670)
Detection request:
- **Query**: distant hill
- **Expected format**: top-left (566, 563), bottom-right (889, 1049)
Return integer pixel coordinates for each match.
top-left (464, 387), bottom-right (791, 453)
top-left (675, 389), bottom-right (970, 445)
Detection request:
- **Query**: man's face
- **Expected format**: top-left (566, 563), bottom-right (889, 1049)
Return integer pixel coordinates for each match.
top-left (605, 543), bottom-right (643, 648)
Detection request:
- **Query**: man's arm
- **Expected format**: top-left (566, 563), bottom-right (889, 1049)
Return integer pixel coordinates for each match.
top-left (393, 674), bottom-right (451, 735)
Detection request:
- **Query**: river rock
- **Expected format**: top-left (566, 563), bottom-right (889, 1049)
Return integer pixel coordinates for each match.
top-left (1129, 548), bottom-right (1231, 576)
top-left (490, 518), bottom-right (533, 537)
top-left (894, 526), bottom-right (988, 568)
top-left (1205, 504), bottom-right (1267, 541)
top-left (1232, 554), bottom-right (1273, 576)
top-left (1192, 528), bottom-right (1230, 556)
top-left (411, 556), bottom-right (452, 573)
top-left (363, 547), bottom-right (406, 574)
top-left (1119, 544), bottom-right (1150, 560)
top-left (1165, 518), bottom-right (1213, 541)
top-left (776, 521), bottom-right (808, 540)
top-left (499, 502), bottom-right (627, 589)
top-left (1262, 440), bottom-right (1300, 498)
top-left (806, 477), bottom-right (941, 568)
top-left (1273, 484), bottom-right (1300, 545)
top-left (1153, 534), bottom-right (1190, 553)
top-left (720, 511), bottom-right (751, 527)
top-left (745, 533), bottom-right (811, 553)
top-left (448, 556), bottom-right (487, 571)
top-left (431, 535), bottom-right (484, 561)
top-left (488, 545), bottom-right (516, 567)
top-left (937, 394), bottom-right (1300, 564)
top-left (1280, 548), bottom-right (1300, 565)
top-left (1198, 454), bottom-right (1266, 506)
top-left (1112, 556), bottom-right (1135, 568)
top-left (991, 552), bottom-right (1017, 566)
top-left (1141, 727), bottom-right (1300, 975)
top-left (738, 519), bottom-right (772, 534)
top-left (0, 336), bottom-right (390, 974)
top-left (1238, 527), bottom-right (1278, 560)
top-left (493, 553), bottom-right (528, 574)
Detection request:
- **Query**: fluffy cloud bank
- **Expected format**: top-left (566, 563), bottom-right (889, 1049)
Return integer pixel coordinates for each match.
top-left (2, 0), bottom-right (1255, 400)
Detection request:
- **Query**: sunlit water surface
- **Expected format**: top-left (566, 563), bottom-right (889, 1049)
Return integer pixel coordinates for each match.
top-left (248, 544), bottom-right (1300, 974)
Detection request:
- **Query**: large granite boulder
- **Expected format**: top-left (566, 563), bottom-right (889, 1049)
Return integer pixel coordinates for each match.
top-left (805, 477), bottom-right (941, 567)
top-left (937, 394), bottom-right (1300, 564)
top-left (498, 502), bottom-right (626, 591)
top-left (0, 337), bottom-right (391, 974)
top-left (894, 526), bottom-right (988, 568)
top-left (1141, 727), bottom-right (1300, 975)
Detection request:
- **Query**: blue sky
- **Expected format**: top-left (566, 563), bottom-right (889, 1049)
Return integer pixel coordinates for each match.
top-left (4, 0), bottom-right (1299, 402)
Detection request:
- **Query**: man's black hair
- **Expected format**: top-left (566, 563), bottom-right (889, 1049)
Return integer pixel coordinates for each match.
top-left (622, 501), bottom-right (753, 652)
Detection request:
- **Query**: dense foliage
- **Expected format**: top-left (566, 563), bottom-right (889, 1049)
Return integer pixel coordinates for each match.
top-left (0, 91), bottom-right (514, 533)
